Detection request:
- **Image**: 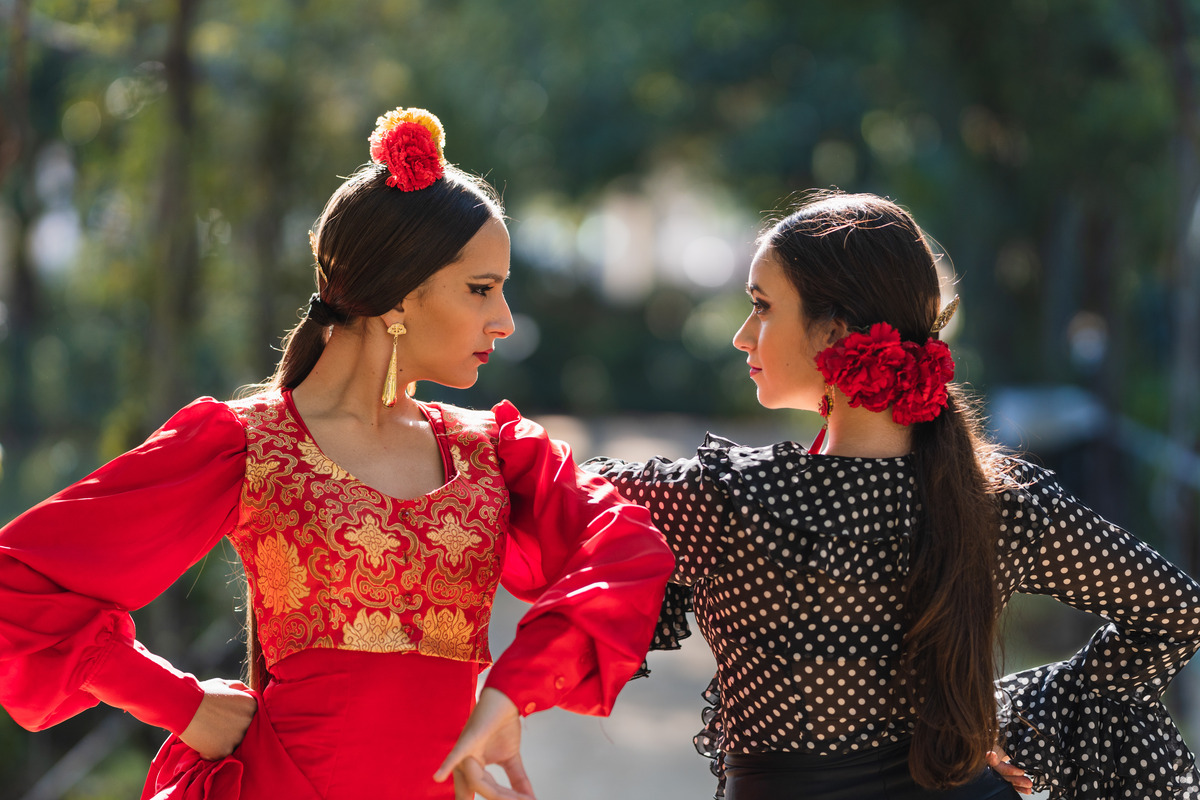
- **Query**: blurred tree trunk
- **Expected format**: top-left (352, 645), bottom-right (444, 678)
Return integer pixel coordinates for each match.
top-left (1163, 0), bottom-right (1200, 577)
top-left (147, 0), bottom-right (202, 429)
top-left (145, 0), bottom-right (203, 665)
top-left (251, 93), bottom-right (303, 382)
top-left (1162, 0), bottom-right (1200, 732)
top-left (0, 0), bottom-right (40, 452)
top-left (1082, 205), bottom-right (1128, 526)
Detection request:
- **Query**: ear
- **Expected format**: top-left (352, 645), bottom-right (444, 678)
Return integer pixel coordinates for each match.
top-left (820, 316), bottom-right (849, 348)
top-left (380, 304), bottom-right (406, 330)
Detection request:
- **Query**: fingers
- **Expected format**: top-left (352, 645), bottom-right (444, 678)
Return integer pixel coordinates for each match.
top-left (452, 756), bottom-right (536, 800)
top-left (433, 743), bottom-right (466, 784)
top-left (987, 750), bottom-right (1034, 795)
top-left (501, 755), bottom-right (535, 798)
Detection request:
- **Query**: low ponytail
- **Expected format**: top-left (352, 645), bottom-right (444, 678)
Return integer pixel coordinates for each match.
top-left (268, 314), bottom-right (332, 390)
top-left (244, 311), bottom-right (329, 691)
top-left (903, 387), bottom-right (1002, 787)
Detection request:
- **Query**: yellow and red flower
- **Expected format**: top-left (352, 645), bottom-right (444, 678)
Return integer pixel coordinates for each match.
top-left (368, 107), bottom-right (446, 191)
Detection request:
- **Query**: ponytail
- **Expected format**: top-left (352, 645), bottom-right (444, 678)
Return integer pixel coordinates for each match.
top-left (903, 387), bottom-right (1002, 787)
top-left (268, 315), bottom-right (329, 390)
top-left (243, 313), bottom-right (329, 688)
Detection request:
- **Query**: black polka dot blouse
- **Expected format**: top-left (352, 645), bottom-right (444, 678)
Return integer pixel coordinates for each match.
top-left (586, 435), bottom-right (1200, 800)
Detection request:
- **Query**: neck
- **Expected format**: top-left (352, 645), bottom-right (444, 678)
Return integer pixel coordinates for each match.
top-left (291, 323), bottom-right (422, 423)
top-left (814, 395), bottom-right (912, 458)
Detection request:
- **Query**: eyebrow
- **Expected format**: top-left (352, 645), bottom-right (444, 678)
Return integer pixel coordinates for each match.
top-left (469, 273), bottom-right (509, 282)
top-left (746, 282), bottom-right (766, 295)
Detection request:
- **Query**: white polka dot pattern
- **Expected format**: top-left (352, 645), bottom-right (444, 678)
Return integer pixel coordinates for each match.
top-left (586, 438), bottom-right (1200, 799)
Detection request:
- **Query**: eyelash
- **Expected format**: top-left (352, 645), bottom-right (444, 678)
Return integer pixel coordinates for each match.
top-left (469, 284), bottom-right (494, 297)
top-left (751, 298), bottom-right (769, 315)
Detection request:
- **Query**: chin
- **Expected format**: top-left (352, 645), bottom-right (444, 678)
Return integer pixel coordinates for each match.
top-left (755, 392), bottom-right (780, 410)
top-left (756, 388), bottom-right (811, 412)
top-left (440, 372), bottom-right (480, 390)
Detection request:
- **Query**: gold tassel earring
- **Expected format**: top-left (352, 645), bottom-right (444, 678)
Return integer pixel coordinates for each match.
top-left (382, 322), bottom-right (407, 407)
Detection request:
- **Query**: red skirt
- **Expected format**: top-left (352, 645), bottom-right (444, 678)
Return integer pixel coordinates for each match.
top-left (141, 650), bottom-right (478, 800)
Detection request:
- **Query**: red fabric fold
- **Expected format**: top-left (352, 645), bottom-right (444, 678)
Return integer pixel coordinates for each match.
top-left (0, 397), bottom-right (245, 731)
top-left (141, 693), bottom-right (318, 800)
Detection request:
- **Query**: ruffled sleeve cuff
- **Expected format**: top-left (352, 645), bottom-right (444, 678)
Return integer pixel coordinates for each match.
top-left (649, 582), bottom-right (694, 652)
top-left (630, 582), bottom-right (695, 680)
top-left (999, 662), bottom-right (1200, 799)
top-left (82, 633), bottom-right (204, 735)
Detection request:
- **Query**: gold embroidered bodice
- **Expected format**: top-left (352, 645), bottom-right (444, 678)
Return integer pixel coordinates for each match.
top-left (227, 390), bottom-right (510, 669)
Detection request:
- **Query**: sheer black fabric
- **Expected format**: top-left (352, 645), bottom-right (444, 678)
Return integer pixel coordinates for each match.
top-left (586, 436), bottom-right (1200, 799)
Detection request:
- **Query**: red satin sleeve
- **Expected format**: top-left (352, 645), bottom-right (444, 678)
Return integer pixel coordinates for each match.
top-left (0, 397), bottom-right (246, 734)
top-left (484, 401), bottom-right (674, 717)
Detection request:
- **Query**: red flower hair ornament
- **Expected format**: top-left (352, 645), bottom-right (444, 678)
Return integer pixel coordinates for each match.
top-left (815, 322), bottom-right (955, 426)
top-left (369, 107), bottom-right (446, 191)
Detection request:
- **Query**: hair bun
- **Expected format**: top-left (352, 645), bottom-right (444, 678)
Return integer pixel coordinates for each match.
top-left (368, 107), bottom-right (446, 192)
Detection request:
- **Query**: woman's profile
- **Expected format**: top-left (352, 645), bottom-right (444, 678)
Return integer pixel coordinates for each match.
top-left (589, 192), bottom-right (1200, 800)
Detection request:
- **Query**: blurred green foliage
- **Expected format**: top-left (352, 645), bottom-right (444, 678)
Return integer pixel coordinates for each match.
top-left (2, 0), bottom-right (1200, 797)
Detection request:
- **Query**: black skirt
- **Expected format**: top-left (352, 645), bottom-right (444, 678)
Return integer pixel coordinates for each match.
top-left (723, 739), bottom-right (1022, 800)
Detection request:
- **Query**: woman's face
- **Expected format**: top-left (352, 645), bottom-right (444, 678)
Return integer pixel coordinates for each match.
top-left (395, 217), bottom-right (515, 389)
top-left (733, 246), bottom-right (831, 411)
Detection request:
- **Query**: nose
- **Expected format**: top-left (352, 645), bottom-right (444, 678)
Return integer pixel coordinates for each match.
top-left (489, 295), bottom-right (515, 339)
top-left (733, 313), bottom-right (756, 352)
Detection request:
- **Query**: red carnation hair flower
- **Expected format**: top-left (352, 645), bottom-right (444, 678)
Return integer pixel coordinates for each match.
top-left (815, 322), bottom-right (954, 425)
top-left (368, 107), bottom-right (446, 192)
top-left (892, 339), bottom-right (955, 425)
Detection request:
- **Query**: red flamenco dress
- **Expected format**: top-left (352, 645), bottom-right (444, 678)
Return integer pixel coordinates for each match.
top-left (0, 390), bottom-right (674, 799)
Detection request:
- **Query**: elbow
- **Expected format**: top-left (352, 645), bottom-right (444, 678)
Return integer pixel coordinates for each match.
top-left (652, 544), bottom-right (677, 581)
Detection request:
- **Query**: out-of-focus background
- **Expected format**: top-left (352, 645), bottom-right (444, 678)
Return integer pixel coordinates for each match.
top-left (2, 1), bottom-right (1199, 798)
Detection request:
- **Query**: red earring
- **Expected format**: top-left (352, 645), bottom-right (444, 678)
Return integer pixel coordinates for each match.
top-left (810, 383), bottom-right (835, 453)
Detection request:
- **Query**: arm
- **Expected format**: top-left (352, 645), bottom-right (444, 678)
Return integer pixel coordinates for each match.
top-left (998, 466), bottom-right (1200, 798)
top-left (585, 451), bottom-right (731, 588)
top-left (436, 403), bottom-right (674, 797)
top-left (480, 401), bottom-right (676, 718)
top-left (585, 451), bottom-right (735, 662)
top-left (0, 398), bottom-right (247, 737)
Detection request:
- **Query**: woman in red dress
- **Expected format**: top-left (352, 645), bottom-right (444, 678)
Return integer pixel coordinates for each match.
top-left (0, 108), bottom-right (675, 800)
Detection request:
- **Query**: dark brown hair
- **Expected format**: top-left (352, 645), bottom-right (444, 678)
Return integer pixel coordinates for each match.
top-left (244, 162), bottom-right (503, 691)
top-left (764, 191), bottom-right (1002, 788)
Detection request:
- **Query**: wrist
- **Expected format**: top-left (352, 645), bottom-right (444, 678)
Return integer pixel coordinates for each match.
top-left (83, 638), bottom-right (204, 734)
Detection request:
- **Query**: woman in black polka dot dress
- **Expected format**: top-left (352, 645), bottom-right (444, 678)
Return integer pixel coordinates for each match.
top-left (587, 193), bottom-right (1200, 800)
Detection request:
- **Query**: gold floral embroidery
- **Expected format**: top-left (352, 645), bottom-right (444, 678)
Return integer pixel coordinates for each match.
top-left (244, 457), bottom-right (282, 493)
top-left (298, 440), bottom-right (353, 480)
top-left (451, 445), bottom-right (470, 479)
top-left (427, 516), bottom-right (482, 566)
top-left (418, 607), bottom-right (474, 660)
top-left (341, 609), bottom-right (416, 652)
top-left (344, 514), bottom-right (402, 568)
top-left (255, 533), bottom-right (309, 613)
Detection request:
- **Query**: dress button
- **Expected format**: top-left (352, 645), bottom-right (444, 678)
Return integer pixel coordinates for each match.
top-left (523, 701), bottom-right (537, 715)
top-left (554, 677), bottom-right (566, 690)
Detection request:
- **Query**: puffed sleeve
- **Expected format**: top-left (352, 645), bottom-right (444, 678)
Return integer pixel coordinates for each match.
top-left (995, 461), bottom-right (1200, 799)
top-left (482, 401), bottom-right (675, 717)
top-left (0, 397), bottom-right (246, 735)
top-left (584, 445), bottom-right (732, 588)
top-left (584, 444), bottom-right (735, 658)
